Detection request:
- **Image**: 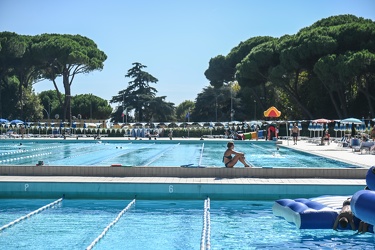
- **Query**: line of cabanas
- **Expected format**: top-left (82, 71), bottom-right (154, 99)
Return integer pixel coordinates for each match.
top-left (304, 117), bottom-right (375, 138)
top-left (0, 117), bottom-right (373, 137)
top-left (0, 119), bottom-right (104, 137)
top-left (0, 120), bottom-right (102, 129)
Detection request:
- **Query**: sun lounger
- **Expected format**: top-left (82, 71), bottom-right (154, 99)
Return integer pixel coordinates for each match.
top-left (350, 138), bottom-right (361, 152)
top-left (358, 141), bottom-right (375, 154)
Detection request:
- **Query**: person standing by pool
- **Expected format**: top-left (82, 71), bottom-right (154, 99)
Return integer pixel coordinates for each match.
top-left (223, 141), bottom-right (251, 168)
top-left (292, 123), bottom-right (299, 145)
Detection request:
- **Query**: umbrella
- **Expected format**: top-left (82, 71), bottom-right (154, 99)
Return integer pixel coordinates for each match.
top-left (334, 122), bottom-right (339, 131)
top-left (308, 122), bottom-right (313, 137)
top-left (0, 118), bottom-right (9, 123)
top-left (334, 122), bottom-right (340, 137)
top-left (340, 118), bottom-right (362, 124)
top-left (358, 117), bottom-right (366, 132)
top-left (312, 118), bottom-right (332, 124)
top-left (10, 119), bottom-right (24, 125)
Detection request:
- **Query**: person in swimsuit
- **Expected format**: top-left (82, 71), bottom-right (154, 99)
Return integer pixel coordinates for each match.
top-left (333, 198), bottom-right (356, 230)
top-left (223, 141), bottom-right (251, 168)
top-left (291, 123), bottom-right (299, 145)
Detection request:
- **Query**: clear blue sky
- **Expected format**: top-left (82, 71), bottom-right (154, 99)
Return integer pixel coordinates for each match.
top-left (1, 0), bottom-right (374, 107)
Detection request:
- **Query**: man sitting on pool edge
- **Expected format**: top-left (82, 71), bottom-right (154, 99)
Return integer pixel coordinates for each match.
top-left (223, 141), bottom-right (251, 168)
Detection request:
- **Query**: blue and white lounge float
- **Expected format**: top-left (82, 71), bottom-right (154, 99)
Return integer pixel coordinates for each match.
top-left (273, 166), bottom-right (375, 232)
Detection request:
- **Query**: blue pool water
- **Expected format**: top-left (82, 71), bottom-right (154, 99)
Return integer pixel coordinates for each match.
top-left (0, 199), bottom-right (373, 250)
top-left (0, 140), bottom-right (359, 168)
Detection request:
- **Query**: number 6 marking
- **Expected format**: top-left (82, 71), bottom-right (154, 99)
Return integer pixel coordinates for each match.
top-left (169, 185), bottom-right (173, 193)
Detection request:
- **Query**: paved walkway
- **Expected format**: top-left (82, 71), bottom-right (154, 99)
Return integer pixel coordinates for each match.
top-left (280, 138), bottom-right (374, 168)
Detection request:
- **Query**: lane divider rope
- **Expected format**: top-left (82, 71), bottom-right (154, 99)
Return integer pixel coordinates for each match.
top-left (200, 197), bottom-right (211, 250)
top-left (0, 197), bottom-right (63, 232)
top-left (86, 199), bottom-right (136, 250)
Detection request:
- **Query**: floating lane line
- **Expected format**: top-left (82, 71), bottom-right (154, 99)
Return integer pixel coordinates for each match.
top-left (0, 198), bottom-right (63, 232)
top-left (86, 199), bottom-right (136, 250)
top-left (200, 197), bottom-right (211, 250)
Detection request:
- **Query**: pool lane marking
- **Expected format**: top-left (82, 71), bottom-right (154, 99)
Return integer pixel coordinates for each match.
top-left (141, 143), bottom-right (181, 166)
top-left (198, 143), bottom-right (205, 167)
top-left (0, 198), bottom-right (63, 232)
top-left (45, 143), bottom-right (127, 165)
top-left (94, 143), bottom-right (149, 166)
top-left (200, 197), bottom-right (211, 250)
top-left (86, 199), bottom-right (136, 250)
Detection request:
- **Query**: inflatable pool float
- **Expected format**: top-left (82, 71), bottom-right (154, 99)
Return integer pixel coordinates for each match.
top-left (273, 196), bottom-right (356, 229)
top-left (351, 190), bottom-right (375, 226)
top-left (274, 166), bottom-right (375, 232)
top-left (365, 166), bottom-right (375, 190)
top-left (350, 166), bottom-right (375, 231)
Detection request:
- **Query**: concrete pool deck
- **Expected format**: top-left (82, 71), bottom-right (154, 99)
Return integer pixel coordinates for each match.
top-left (0, 137), bottom-right (372, 199)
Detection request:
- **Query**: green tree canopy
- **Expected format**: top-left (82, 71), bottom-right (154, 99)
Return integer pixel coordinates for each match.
top-left (32, 34), bottom-right (107, 123)
top-left (111, 62), bottom-right (172, 122)
top-left (205, 14), bottom-right (375, 120)
top-left (176, 100), bottom-right (195, 121)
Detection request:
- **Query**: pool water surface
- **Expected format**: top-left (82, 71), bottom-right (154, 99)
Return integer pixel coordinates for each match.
top-left (0, 141), bottom-right (359, 168)
top-left (0, 199), bottom-right (374, 250)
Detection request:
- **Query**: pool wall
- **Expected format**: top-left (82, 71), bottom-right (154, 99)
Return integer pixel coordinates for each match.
top-left (0, 166), bottom-right (367, 200)
top-left (0, 165), bottom-right (368, 178)
top-left (0, 177), bottom-right (364, 200)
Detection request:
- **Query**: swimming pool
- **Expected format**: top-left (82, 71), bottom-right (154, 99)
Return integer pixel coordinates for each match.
top-left (0, 199), bottom-right (373, 250)
top-left (0, 140), bottom-right (360, 168)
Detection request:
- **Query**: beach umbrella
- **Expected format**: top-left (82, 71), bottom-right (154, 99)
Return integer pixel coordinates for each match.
top-left (334, 122), bottom-right (339, 131)
top-left (59, 121), bottom-right (64, 134)
top-left (318, 123), bottom-right (324, 137)
top-left (334, 122), bottom-right (339, 137)
top-left (340, 118), bottom-right (362, 124)
top-left (10, 119), bottom-right (23, 125)
top-left (358, 117), bottom-right (366, 133)
top-left (243, 123), bottom-right (248, 132)
top-left (340, 123), bottom-right (346, 137)
top-left (312, 118), bottom-right (333, 124)
top-left (308, 122), bottom-right (313, 137)
top-left (308, 122), bottom-right (313, 130)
